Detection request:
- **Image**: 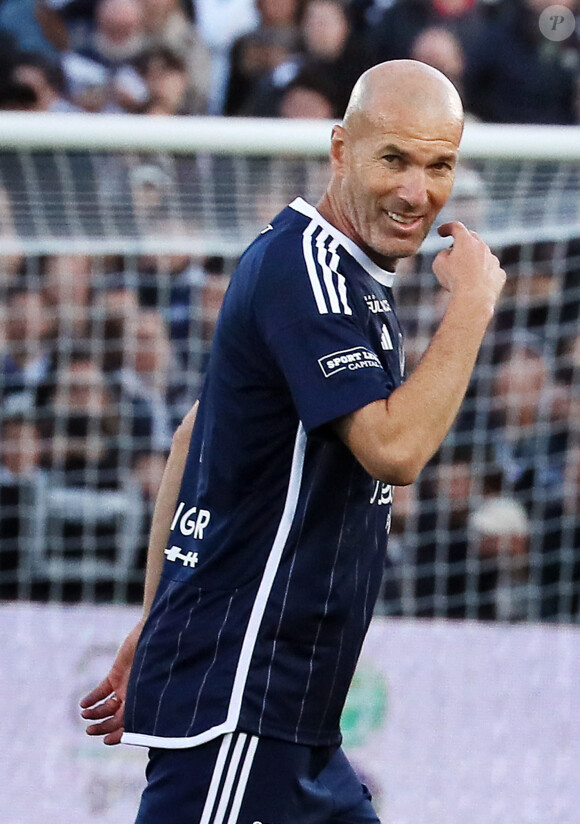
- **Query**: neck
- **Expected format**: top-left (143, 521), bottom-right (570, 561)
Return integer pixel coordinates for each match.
top-left (316, 190), bottom-right (398, 272)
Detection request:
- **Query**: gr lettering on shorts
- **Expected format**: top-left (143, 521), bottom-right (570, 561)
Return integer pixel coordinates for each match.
top-left (318, 346), bottom-right (382, 378)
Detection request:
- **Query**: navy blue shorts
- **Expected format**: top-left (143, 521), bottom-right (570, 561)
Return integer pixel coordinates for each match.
top-left (134, 731), bottom-right (380, 824)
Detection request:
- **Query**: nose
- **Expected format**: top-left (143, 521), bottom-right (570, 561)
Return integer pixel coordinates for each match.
top-left (396, 167), bottom-right (428, 210)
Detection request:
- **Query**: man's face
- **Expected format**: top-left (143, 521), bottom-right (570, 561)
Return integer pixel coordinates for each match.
top-left (331, 103), bottom-right (461, 267)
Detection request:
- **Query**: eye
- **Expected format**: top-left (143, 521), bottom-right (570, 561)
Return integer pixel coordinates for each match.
top-left (383, 154), bottom-right (400, 164)
top-left (430, 161), bottom-right (453, 172)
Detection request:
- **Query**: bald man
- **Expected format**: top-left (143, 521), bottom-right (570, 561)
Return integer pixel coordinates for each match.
top-left (81, 61), bottom-right (505, 823)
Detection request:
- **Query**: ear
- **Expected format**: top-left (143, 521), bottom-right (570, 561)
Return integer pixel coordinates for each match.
top-left (329, 124), bottom-right (347, 176)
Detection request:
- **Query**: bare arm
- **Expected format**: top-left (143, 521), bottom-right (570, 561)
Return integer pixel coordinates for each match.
top-left (334, 222), bottom-right (505, 485)
top-left (80, 401), bottom-right (198, 743)
top-left (141, 401), bottom-right (198, 617)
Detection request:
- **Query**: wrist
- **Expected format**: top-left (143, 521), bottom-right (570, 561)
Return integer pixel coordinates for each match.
top-left (447, 289), bottom-right (496, 323)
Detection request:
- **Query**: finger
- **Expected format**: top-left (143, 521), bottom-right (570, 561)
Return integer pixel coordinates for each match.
top-left (437, 221), bottom-right (467, 239)
top-left (104, 728), bottom-right (124, 746)
top-left (81, 695), bottom-right (123, 721)
top-left (85, 711), bottom-right (124, 737)
top-left (80, 678), bottom-right (114, 709)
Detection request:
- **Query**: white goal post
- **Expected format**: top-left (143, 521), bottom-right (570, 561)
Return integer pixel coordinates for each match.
top-left (0, 115), bottom-right (579, 260)
top-left (1, 112), bottom-right (580, 160)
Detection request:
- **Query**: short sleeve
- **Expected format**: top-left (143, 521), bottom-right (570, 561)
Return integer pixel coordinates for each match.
top-left (247, 219), bottom-right (401, 433)
top-left (267, 313), bottom-right (396, 433)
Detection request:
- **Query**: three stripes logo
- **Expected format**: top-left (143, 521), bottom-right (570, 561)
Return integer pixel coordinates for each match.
top-left (200, 733), bottom-right (259, 824)
top-left (380, 324), bottom-right (393, 351)
top-left (303, 224), bottom-right (352, 316)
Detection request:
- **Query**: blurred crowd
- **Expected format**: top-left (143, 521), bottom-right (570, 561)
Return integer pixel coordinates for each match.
top-left (384, 235), bottom-right (580, 622)
top-left (0, 0), bottom-right (579, 619)
top-left (0, 0), bottom-right (579, 122)
top-left (0, 235), bottom-right (578, 619)
top-left (0, 249), bottom-right (228, 601)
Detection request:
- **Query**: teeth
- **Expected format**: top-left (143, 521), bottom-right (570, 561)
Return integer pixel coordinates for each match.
top-left (387, 211), bottom-right (418, 225)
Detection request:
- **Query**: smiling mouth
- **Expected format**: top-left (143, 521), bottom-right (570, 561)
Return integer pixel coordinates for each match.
top-left (386, 211), bottom-right (423, 227)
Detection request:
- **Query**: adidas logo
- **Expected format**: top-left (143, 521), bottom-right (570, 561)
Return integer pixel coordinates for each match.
top-left (380, 324), bottom-right (393, 351)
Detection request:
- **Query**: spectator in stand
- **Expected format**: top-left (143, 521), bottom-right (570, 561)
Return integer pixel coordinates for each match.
top-left (35, 0), bottom-right (99, 54)
top-left (192, 0), bottom-right (258, 112)
top-left (369, 0), bottom-right (486, 64)
top-left (278, 68), bottom-right (338, 118)
top-left (0, 281), bottom-right (52, 408)
top-left (140, 0), bottom-right (194, 50)
top-left (244, 61), bottom-right (340, 118)
top-left (137, 249), bottom-right (228, 397)
top-left (60, 0), bottom-right (149, 112)
top-left (41, 253), bottom-right (93, 346)
top-left (463, 0), bottom-right (580, 124)
top-left (467, 495), bottom-right (531, 620)
top-left (132, 307), bottom-right (187, 435)
top-left (0, 254), bottom-right (25, 289)
top-left (224, 0), bottom-right (303, 115)
top-left (11, 50), bottom-right (80, 111)
top-left (493, 242), bottom-right (563, 352)
top-left (139, 45), bottom-right (203, 115)
top-left (0, 400), bottom-right (46, 599)
top-left (534, 438), bottom-right (580, 620)
top-left (295, 0), bottom-right (376, 116)
top-left (242, 0), bottom-right (375, 118)
top-left (102, 314), bottom-right (174, 454)
top-left (410, 436), bottom-right (534, 621)
top-left (91, 280), bottom-right (170, 456)
top-left (0, 401), bottom-right (44, 483)
top-left (489, 336), bottom-right (571, 514)
top-left (39, 347), bottom-right (122, 488)
top-left (413, 442), bottom-right (492, 617)
top-left (409, 26), bottom-right (468, 110)
top-left (140, 0), bottom-right (211, 113)
top-left (84, 0), bottom-right (145, 67)
top-left (0, 0), bottom-right (61, 57)
top-left (132, 450), bottom-right (168, 508)
top-left (124, 161), bottom-right (175, 234)
top-left (92, 266), bottom-right (140, 320)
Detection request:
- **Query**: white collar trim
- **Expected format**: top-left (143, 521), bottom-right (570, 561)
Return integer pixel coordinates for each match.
top-left (289, 197), bottom-right (396, 287)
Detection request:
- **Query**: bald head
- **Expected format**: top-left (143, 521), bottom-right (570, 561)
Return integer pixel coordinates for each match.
top-left (343, 59), bottom-right (464, 135)
top-left (319, 59), bottom-right (465, 269)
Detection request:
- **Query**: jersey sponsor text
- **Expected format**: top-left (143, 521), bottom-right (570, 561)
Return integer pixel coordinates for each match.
top-left (319, 346), bottom-right (382, 378)
top-left (170, 501), bottom-right (211, 539)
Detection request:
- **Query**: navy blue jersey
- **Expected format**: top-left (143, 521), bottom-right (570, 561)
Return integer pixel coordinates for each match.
top-left (123, 198), bottom-right (405, 750)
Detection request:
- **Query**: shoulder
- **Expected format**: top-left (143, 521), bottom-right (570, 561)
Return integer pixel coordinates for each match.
top-left (225, 199), bottom-right (363, 330)
top-left (259, 202), bottom-right (358, 312)
top-left (233, 201), bottom-right (316, 294)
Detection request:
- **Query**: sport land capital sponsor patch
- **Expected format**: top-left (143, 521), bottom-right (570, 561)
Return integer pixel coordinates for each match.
top-left (318, 346), bottom-right (382, 378)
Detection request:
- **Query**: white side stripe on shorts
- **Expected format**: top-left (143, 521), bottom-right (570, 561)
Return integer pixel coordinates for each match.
top-left (200, 734), bottom-right (234, 824)
top-left (226, 736), bottom-right (259, 824)
top-left (200, 733), bottom-right (259, 824)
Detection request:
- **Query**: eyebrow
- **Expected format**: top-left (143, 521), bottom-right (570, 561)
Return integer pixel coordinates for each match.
top-left (381, 143), bottom-right (458, 163)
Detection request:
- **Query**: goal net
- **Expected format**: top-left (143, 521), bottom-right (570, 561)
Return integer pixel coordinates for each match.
top-left (0, 113), bottom-right (578, 621)
top-left (1, 114), bottom-right (580, 824)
